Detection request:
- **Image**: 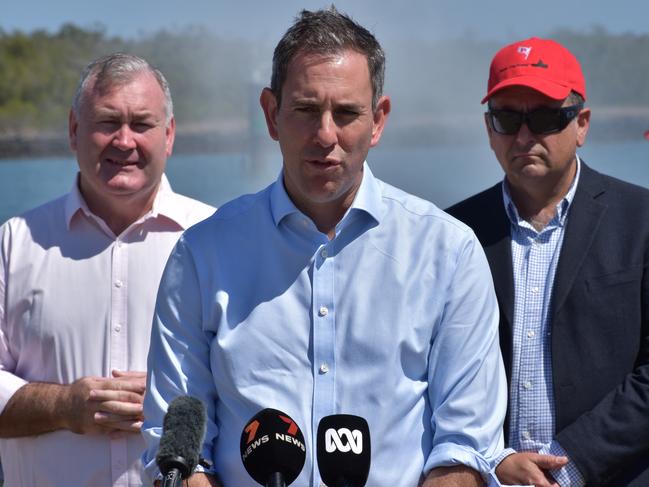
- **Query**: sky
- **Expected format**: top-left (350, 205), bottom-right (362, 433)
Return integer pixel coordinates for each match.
top-left (3, 0), bottom-right (649, 43)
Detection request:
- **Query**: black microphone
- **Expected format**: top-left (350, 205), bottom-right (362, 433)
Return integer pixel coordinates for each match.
top-left (156, 396), bottom-right (207, 487)
top-left (316, 414), bottom-right (371, 487)
top-left (240, 408), bottom-right (306, 487)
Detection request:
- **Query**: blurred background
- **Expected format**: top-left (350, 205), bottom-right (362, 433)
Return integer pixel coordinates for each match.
top-left (1, 0), bottom-right (648, 223)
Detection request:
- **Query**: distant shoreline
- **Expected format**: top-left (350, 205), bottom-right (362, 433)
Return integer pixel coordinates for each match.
top-left (1, 108), bottom-right (647, 160)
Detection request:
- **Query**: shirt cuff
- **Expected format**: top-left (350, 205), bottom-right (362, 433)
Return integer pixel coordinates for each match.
top-left (424, 442), bottom-right (492, 478)
top-left (539, 441), bottom-right (585, 487)
top-left (144, 461), bottom-right (217, 484)
top-left (493, 447), bottom-right (517, 469)
top-left (0, 370), bottom-right (28, 414)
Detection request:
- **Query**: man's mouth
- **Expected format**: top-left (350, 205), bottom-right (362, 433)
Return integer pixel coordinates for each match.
top-left (105, 158), bottom-right (139, 166)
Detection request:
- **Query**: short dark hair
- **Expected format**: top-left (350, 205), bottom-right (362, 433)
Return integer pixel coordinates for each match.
top-left (270, 7), bottom-right (385, 109)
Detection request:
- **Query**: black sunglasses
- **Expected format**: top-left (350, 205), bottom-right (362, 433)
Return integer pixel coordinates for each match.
top-left (487, 103), bottom-right (584, 135)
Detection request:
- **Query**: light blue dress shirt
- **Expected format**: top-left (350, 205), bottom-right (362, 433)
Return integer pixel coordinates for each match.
top-left (496, 158), bottom-right (585, 486)
top-left (142, 164), bottom-right (507, 486)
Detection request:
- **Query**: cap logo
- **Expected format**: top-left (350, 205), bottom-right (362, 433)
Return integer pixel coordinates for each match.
top-left (517, 46), bottom-right (532, 60)
top-left (531, 59), bottom-right (549, 69)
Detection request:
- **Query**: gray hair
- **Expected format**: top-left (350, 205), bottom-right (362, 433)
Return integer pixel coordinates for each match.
top-left (271, 7), bottom-right (386, 109)
top-left (566, 91), bottom-right (585, 106)
top-left (72, 52), bottom-right (173, 124)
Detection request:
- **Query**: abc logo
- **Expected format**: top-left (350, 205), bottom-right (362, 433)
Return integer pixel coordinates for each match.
top-left (324, 428), bottom-right (363, 454)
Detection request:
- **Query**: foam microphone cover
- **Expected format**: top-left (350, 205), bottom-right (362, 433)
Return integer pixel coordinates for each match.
top-left (240, 408), bottom-right (306, 486)
top-left (317, 414), bottom-right (371, 487)
top-left (156, 396), bottom-right (207, 478)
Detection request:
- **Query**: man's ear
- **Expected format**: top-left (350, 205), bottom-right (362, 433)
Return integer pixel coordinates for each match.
top-left (576, 107), bottom-right (591, 147)
top-left (370, 95), bottom-right (391, 147)
top-left (260, 88), bottom-right (280, 141)
top-left (69, 109), bottom-right (78, 152)
top-left (165, 116), bottom-right (176, 157)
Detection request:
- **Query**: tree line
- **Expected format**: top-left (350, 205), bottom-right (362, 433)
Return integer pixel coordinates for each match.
top-left (0, 23), bottom-right (647, 139)
top-left (0, 24), bottom-right (257, 136)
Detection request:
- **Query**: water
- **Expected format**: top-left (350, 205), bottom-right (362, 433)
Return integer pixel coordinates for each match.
top-left (1, 140), bottom-right (647, 225)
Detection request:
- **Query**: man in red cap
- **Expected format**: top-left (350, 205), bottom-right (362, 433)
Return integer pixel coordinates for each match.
top-left (448, 38), bottom-right (649, 486)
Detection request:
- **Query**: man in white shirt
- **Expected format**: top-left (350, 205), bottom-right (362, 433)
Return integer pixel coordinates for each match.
top-left (0, 53), bottom-right (214, 486)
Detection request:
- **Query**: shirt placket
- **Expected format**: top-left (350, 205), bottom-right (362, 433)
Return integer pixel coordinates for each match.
top-left (311, 240), bottom-right (335, 487)
top-left (110, 236), bottom-right (129, 485)
top-left (518, 232), bottom-right (543, 450)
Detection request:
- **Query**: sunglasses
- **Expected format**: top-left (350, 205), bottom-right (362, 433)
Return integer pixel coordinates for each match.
top-left (487, 103), bottom-right (584, 135)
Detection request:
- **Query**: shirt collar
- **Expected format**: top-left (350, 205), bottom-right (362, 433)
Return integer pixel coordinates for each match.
top-left (502, 155), bottom-right (582, 227)
top-left (270, 161), bottom-right (382, 229)
top-left (64, 174), bottom-right (188, 229)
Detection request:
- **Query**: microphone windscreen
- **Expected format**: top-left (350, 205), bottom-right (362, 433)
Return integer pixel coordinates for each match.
top-left (317, 414), bottom-right (371, 487)
top-left (240, 408), bottom-right (306, 486)
top-left (156, 395), bottom-right (207, 477)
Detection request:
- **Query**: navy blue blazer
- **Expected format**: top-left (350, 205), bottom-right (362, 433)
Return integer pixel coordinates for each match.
top-left (447, 162), bottom-right (649, 486)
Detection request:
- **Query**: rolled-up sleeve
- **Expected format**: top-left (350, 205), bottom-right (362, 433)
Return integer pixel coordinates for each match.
top-left (0, 223), bottom-right (28, 414)
top-left (141, 236), bottom-right (220, 481)
top-left (424, 233), bottom-right (507, 475)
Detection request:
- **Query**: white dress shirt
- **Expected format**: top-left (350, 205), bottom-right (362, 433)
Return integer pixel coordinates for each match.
top-left (0, 174), bottom-right (214, 487)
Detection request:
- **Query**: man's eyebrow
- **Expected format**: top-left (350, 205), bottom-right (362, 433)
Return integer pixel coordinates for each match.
top-left (291, 99), bottom-right (365, 111)
top-left (291, 98), bottom-right (319, 106)
top-left (335, 102), bottom-right (364, 111)
top-left (92, 108), bottom-right (158, 120)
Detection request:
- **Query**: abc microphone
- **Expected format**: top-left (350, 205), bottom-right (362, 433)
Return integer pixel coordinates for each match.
top-left (317, 414), bottom-right (371, 487)
top-left (240, 408), bottom-right (306, 487)
top-left (156, 396), bottom-right (207, 487)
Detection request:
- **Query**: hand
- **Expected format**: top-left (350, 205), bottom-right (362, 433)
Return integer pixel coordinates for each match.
top-left (496, 452), bottom-right (568, 487)
top-left (187, 473), bottom-right (222, 486)
top-left (155, 473), bottom-right (222, 486)
top-left (421, 465), bottom-right (485, 486)
top-left (62, 371), bottom-right (146, 435)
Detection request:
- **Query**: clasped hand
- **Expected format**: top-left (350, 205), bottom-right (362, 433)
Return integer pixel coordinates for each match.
top-left (64, 370), bottom-right (146, 436)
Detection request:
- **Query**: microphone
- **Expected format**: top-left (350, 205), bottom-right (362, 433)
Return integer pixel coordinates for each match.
top-left (240, 408), bottom-right (306, 487)
top-left (316, 414), bottom-right (371, 487)
top-left (156, 396), bottom-right (207, 487)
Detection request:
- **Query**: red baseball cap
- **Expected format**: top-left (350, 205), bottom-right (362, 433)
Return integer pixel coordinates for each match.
top-left (482, 37), bottom-right (586, 104)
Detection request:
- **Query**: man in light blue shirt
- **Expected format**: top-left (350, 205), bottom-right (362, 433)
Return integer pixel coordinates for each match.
top-left (142, 8), bottom-right (506, 487)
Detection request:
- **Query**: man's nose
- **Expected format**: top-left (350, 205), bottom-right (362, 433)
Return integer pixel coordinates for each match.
top-left (314, 112), bottom-right (337, 147)
top-left (515, 120), bottom-right (536, 143)
top-left (112, 124), bottom-right (137, 150)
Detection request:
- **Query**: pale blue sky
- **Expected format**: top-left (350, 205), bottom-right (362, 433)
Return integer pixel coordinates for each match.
top-left (2, 0), bottom-right (648, 42)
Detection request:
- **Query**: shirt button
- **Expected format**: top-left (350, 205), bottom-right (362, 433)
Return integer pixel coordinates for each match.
top-left (319, 363), bottom-right (329, 374)
top-left (318, 306), bottom-right (329, 317)
top-left (116, 240), bottom-right (123, 248)
top-left (531, 286), bottom-right (539, 294)
top-left (321, 249), bottom-right (328, 258)
top-left (523, 381), bottom-right (532, 390)
top-left (115, 280), bottom-right (123, 288)
top-left (527, 330), bottom-right (536, 338)
top-left (114, 324), bottom-right (122, 332)
top-left (522, 431), bottom-right (531, 440)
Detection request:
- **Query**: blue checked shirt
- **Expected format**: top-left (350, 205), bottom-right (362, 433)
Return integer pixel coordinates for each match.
top-left (496, 158), bottom-right (585, 486)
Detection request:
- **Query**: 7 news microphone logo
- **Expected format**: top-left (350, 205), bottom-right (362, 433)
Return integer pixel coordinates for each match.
top-left (241, 412), bottom-right (306, 461)
top-left (324, 428), bottom-right (363, 454)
